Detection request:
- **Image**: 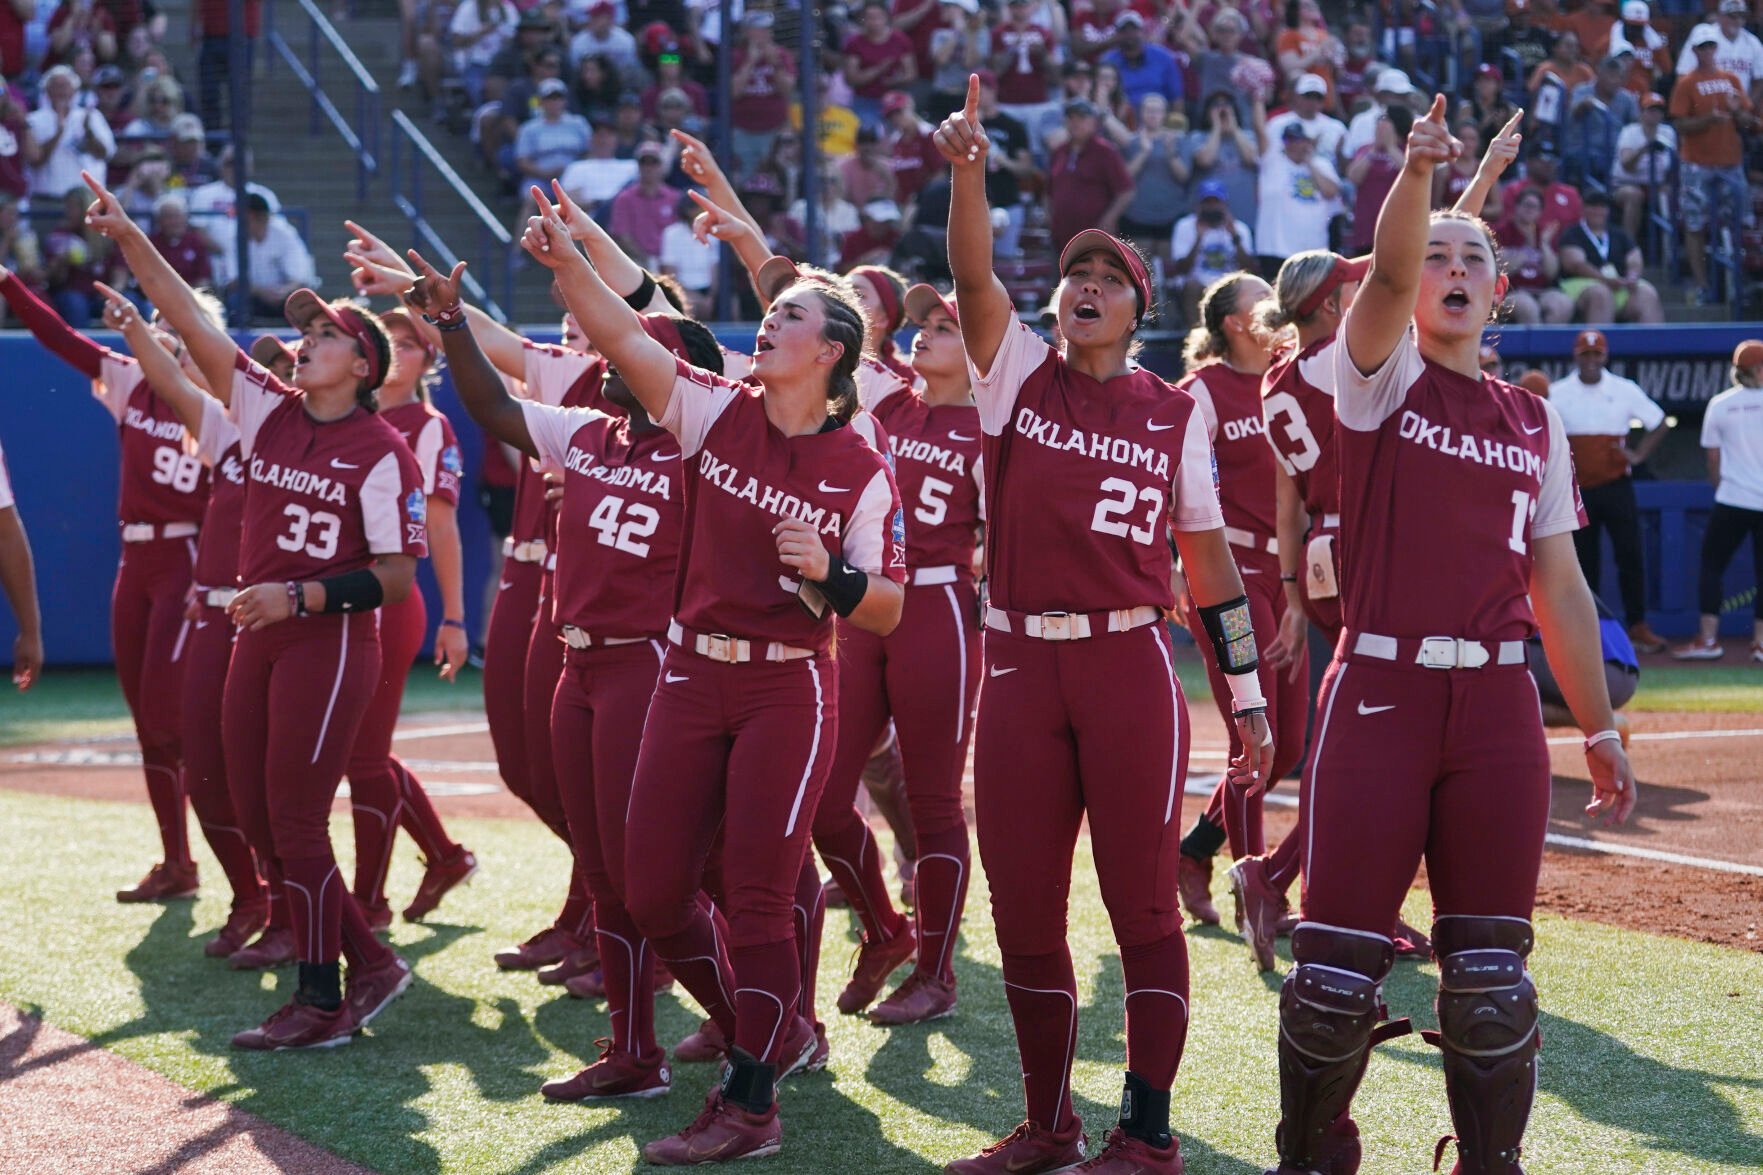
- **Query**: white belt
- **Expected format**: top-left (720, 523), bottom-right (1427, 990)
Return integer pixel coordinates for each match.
top-left (1353, 632), bottom-right (1526, 670)
top-left (504, 537), bottom-right (548, 563)
top-left (202, 588), bottom-right (237, 608)
top-left (666, 620), bottom-right (814, 664)
top-left (1319, 513), bottom-right (1341, 529)
top-left (983, 604), bottom-right (1161, 641)
top-left (909, 565), bottom-right (959, 586)
top-left (561, 624), bottom-right (649, 650)
top-left (1224, 526), bottom-right (1278, 556)
top-left (122, 521), bottom-right (199, 542)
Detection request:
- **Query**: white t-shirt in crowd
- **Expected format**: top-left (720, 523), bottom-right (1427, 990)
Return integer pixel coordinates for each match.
top-left (1701, 383), bottom-right (1763, 511)
top-left (1255, 150), bottom-right (1340, 259)
top-left (658, 221), bottom-right (718, 292)
top-left (1675, 23), bottom-right (1763, 90)
top-left (1609, 122), bottom-right (1677, 187)
top-left (1263, 109), bottom-right (1347, 161)
top-left (1170, 214), bottom-right (1254, 286)
top-left (1547, 370), bottom-right (1666, 436)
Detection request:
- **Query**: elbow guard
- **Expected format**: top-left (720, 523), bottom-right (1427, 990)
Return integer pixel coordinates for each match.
top-left (316, 567), bottom-right (386, 613)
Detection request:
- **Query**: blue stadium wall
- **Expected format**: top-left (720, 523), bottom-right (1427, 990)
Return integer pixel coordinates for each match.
top-left (2, 322), bottom-right (1757, 667)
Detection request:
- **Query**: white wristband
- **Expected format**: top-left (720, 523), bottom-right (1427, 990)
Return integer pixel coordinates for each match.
top-left (1584, 729), bottom-right (1622, 752)
top-left (1225, 670), bottom-right (1265, 714)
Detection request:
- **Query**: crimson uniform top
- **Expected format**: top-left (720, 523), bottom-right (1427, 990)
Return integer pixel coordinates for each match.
top-left (1331, 325), bottom-right (1582, 642)
top-left (96, 354), bottom-right (213, 526)
top-left (188, 395), bottom-right (248, 588)
top-left (1180, 362), bottom-right (1277, 540)
top-left (856, 360), bottom-right (985, 571)
top-left (971, 314), bottom-right (1224, 613)
top-left (521, 400), bottom-right (682, 637)
top-left (381, 400), bottom-right (464, 508)
top-left (658, 361), bottom-right (907, 653)
top-left (1262, 333), bottom-right (1342, 520)
top-left (515, 340), bottom-right (608, 546)
top-left (230, 353), bottom-right (428, 584)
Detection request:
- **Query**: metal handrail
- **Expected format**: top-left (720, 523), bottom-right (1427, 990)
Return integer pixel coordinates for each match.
top-left (388, 109), bottom-right (516, 322)
top-left (264, 0), bottom-right (381, 202)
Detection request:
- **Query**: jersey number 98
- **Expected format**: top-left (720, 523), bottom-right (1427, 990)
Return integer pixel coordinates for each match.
top-left (151, 445), bottom-right (203, 493)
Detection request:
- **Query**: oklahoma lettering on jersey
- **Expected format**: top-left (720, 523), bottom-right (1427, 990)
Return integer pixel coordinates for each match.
top-left (969, 314), bottom-right (1223, 614)
top-left (1262, 333), bottom-right (1343, 520)
top-left (229, 352), bottom-right (427, 584)
top-left (1332, 325), bottom-right (1583, 642)
top-left (858, 364), bottom-right (984, 571)
top-left (521, 399), bottom-right (681, 636)
top-left (513, 342), bottom-right (609, 546)
top-left (382, 400), bottom-right (464, 508)
top-left (189, 394), bottom-right (248, 588)
top-left (1180, 361), bottom-right (1277, 539)
top-left (659, 359), bottom-right (906, 652)
top-left (96, 354), bottom-right (211, 526)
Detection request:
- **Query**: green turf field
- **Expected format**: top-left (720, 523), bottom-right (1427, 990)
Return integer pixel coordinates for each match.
top-left (1, 787), bottom-right (1759, 1174)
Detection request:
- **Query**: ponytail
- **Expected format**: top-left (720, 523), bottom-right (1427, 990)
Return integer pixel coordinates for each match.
top-left (1183, 271), bottom-right (1258, 369)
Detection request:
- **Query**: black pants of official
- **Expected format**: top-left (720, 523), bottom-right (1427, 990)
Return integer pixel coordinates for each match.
top-left (1575, 477), bottom-right (1648, 627)
top-left (1697, 502), bottom-right (1763, 618)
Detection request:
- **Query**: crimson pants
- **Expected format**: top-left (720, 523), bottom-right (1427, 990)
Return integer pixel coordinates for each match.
top-left (552, 638), bottom-right (667, 1057)
top-left (222, 613), bottom-right (391, 969)
top-left (1300, 645), bottom-right (1550, 933)
top-left (975, 622), bottom-right (1193, 1131)
top-left (181, 605), bottom-right (263, 908)
top-left (814, 578), bottom-right (979, 982)
top-left (113, 535), bottom-right (197, 867)
top-left (625, 650), bottom-right (838, 1066)
top-left (483, 556), bottom-right (542, 810)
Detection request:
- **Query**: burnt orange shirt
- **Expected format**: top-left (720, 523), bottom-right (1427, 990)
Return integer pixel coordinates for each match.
top-left (1670, 67), bottom-right (1750, 167)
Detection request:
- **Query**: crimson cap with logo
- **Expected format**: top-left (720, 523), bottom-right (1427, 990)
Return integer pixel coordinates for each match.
top-left (249, 334), bottom-right (294, 370)
top-left (1058, 228), bottom-right (1153, 318)
top-left (284, 289), bottom-right (388, 390)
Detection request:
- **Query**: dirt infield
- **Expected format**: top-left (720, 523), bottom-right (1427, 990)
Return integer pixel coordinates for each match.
top-left (3, 708), bottom-right (1759, 952)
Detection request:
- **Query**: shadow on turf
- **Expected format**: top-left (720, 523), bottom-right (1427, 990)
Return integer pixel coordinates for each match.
top-left (1545, 771), bottom-right (1709, 841)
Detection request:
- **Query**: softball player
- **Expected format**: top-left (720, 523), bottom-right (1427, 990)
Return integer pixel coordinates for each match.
top-left (936, 77), bottom-right (1271, 1175)
top-left (86, 176), bottom-right (424, 1050)
top-left (0, 266), bottom-right (208, 903)
top-left (524, 184), bottom-right (905, 1165)
top-left (847, 264), bottom-right (916, 385)
top-left (1262, 99), bottom-right (1635, 1175)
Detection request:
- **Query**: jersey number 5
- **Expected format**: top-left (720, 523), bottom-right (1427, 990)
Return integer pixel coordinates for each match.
top-left (150, 445), bottom-right (203, 493)
top-left (1091, 477), bottom-right (1163, 545)
top-left (915, 476), bottom-right (953, 526)
top-left (275, 503), bottom-right (342, 561)
top-left (588, 494), bottom-right (660, 557)
top-left (1262, 391), bottom-right (1321, 474)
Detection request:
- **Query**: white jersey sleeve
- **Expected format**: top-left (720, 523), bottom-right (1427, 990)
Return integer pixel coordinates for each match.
top-left (519, 400), bottom-right (612, 470)
top-left (1171, 406), bottom-right (1226, 532)
top-left (1332, 320), bottom-right (1426, 431)
top-left (1531, 400), bottom-right (1582, 540)
top-left (361, 451), bottom-right (412, 555)
top-left (409, 415), bottom-right (447, 496)
top-left (970, 312), bottom-right (1055, 436)
top-left (188, 392), bottom-right (241, 466)
top-left (522, 341), bottom-right (598, 408)
top-left (1186, 372), bottom-right (1221, 441)
top-left (972, 449), bottom-right (986, 523)
top-left (0, 436), bottom-right (13, 509)
top-left (842, 467), bottom-right (902, 575)
top-left (92, 352), bottom-right (138, 423)
top-left (657, 359), bottom-right (742, 457)
top-left (856, 358), bottom-right (909, 413)
top-left (229, 351), bottom-right (294, 457)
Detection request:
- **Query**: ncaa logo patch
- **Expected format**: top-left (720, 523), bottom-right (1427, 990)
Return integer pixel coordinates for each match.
top-left (405, 488), bottom-right (428, 545)
top-left (441, 444), bottom-right (464, 475)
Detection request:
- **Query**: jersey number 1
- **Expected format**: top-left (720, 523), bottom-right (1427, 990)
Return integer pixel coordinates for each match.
top-left (1507, 489), bottom-right (1535, 554)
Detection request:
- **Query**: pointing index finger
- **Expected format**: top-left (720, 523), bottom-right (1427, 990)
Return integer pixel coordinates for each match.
top-left (1425, 93), bottom-right (1448, 124)
top-left (1499, 110), bottom-right (1524, 138)
top-left (964, 73), bottom-right (981, 121)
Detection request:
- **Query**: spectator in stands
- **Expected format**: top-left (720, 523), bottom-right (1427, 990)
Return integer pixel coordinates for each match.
top-left (1436, 121), bottom-right (1506, 218)
top-left (1333, 16), bottom-right (1376, 113)
top-left (450, 0), bottom-right (520, 107)
top-left (0, 193), bottom-right (42, 300)
top-left (122, 72), bottom-right (184, 139)
top-left (1070, 0), bottom-right (1132, 59)
top-left (895, 0), bottom-right (947, 84)
top-left (782, 167), bottom-right (860, 268)
top-left (839, 124), bottom-right (897, 208)
top-left (1341, 66), bottom-right (1414, 162)
top-left (147, 191), bottom-right (210, 290)
top-left (1264, 72), bottom-right (1347, 159)
top-left (1046, 96), bottom-right (1135, 251)
top-left (1558, 188), bottom-right (1664, 322)
top-left (187, 145), bottom-right (279, 287)
top-left (608, 90), bottom-right (650, 155)
top-left (559, 120), bottom-right (636, 208)
top-left (569, 2), bottom-right (637, 75)
top-left (0, 84), bottom-right (32, 203)
top-left (1460, 63), bottom-right (1520, 150)
top-left (658, 193), bottom-right (716, 317)
top-left (730, 10), bottom-right (795, 177)
top-left (1092, 61), bottom-right (1133, 130)
top-left (43, 187), bottom-right (113, 324)
top-left (1503, 148), bottom-right (1583, 234)
top-left (838, 197), bottom-right (904, 269)
top-left (1346, 105), bottom-right (1412, 252)
top-left (884, 91), bottom-right (944, 208)
top-left (481, 44), bottom-right (567, 172)
top-left (46, 0), bottom-right (118, 69)
top-left (608, 142), bottom-right (680, 266)
top-left (193, 0), bottom-right (261, 132)
top-left (1502, 0), bottom-right (1556, 80)
top-left (571, 53), bottom-right (623, 126)
top-left (1673, 28), bottom-right (1756, 301)
top-left (1256, 119), bottom-right (1341, 269)
top-left (116, 147), bottom-right (169, 218)
top-left (1675, 339), bottom-right (1763, 662)
top-left (166, 114), bottom-right (215, 189)
top-left (1528, 29), bottom-right (1593, 151)
top-left (1184, 89), bottom-right (1262, 234)
top-left (27, 66), bottom-right (113, 201)
top-left (1117, 92), bottom-right (1190, 262)
top-left (1193, 10), bottom-right (1263, 124)
top-left (484, 12), bottom-right (558, 107)
top-left (513, 77), bottom-right (590, 189)
top-left (1676, 0), bottom-right (1763, 100)
top-left (1274, 0), bottom-right (1342, 99)
top-left (89, 65), bottom-right (131, 133)
top-left (1549, 329), bottom-right (1672, 652)
top-left (1608, 0), bottom-right (1669, 96)
top-left (928, 0), bottom-right (989, 117)
top-left (1495, 187), bottom-right (1573, 322)
top-left (844, 0), bottom-right (917, 129)
top-left (1610, 90), bottom-right (1675, 247)
top-left (238, 192), bottom-right (316, 318)
top-left (992, 0), bottom-right (1055, 126)
top-left (0, 0), bottom-right (28, 81)
top-left (1552, 0), bottom-right (1615, 61)
top-left (754, 128), bottom-right (804, 210)
top-left (651, 86), bottom-right (702, 144)
top-left (1565, 50), bottom-right (1641, 187)
top-left (1103, 11), bottom-right (1184, 109)
top-left (643, 49), bottom-right (708, 120)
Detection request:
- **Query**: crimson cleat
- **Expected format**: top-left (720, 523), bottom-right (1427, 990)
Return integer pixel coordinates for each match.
top-left (836, 923), bottom-right (917, 1015)
top-left (1177, 856), bottom-right (1219, 926)
top-left (493, 926), bottom-right (580, 971)
top-left (204, 899), bottom-right (269, 959)
top-left (945, 1119), bottom-right (1087, 1174)
top-left (402, 846), bottom-right (478, 922)
top-left (777, 1014), bottom-right (826, 1078)
top-left (117, 861), bottom-right (199, 903)
top-left (870, 971), bottom-right (958, 1026)
top-left (542, 1040), bottom-right (671, 1101)
top-left (642, 1091), bottom-right (781, 1166)
top-left (231, 998), bottom-right (356, 1051)
top-left (346, 953), bottom-right (413, 1028)
top-left (538, 944), bottom-right (601, 986)
top-left (563, 967), bottom-right (605, 1000)
top-left (228, 926), bottom-right (297, 971)
top-left (1227, 856), bottom-right (1287, 972)
top-left (1075, 1128), bottom-right (1184, 1173)
top-left (672, 1017), bottom-right (729, 1064)
top-left (361, 900), bottom-right (393, 933)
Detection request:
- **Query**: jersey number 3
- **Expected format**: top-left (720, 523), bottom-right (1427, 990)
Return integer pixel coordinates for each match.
top-left (1263, 391), bottom-right (1321, 474)
top-left (1091, 477), bottom-right (1163, 545)
top-left (588, 494), bottom-right (660, 557)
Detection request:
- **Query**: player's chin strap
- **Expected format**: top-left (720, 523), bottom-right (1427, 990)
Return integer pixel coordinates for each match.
top-left (1200, 594), bottom-right (1271, 742)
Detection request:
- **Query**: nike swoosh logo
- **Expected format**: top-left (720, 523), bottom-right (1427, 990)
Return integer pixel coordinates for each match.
top-left (330, 458), bottom-right (359, 469)
top-left (1147, 421), bottom-right (1176, 432)
top-left (989, 666), bottom-right (1017, 677)
top-left (194, 620), bottom-right (208, 629)
top-left (1241, 566), bottom-right (1260, 574)
top-left (818, 481), bottom-right (850, 493)
top-left (665, 671), bottom-right (690, 684)
top-left (497, 581), bottom-right (512, 592)
top-left (1357, 702), bottom-right (1395, 715)
top-left (947, 431), bottom-right (976, 442)
top-left (1521, 423), bottom-right (1544, 435)
top-left (653, 451), bottom-right (680, 462)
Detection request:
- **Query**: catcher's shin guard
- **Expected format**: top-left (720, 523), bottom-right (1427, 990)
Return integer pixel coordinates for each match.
top-left (1431, 916), bottom-right (1539, 1175)
top-left (1273, 924), bottom-right (1396, 1172)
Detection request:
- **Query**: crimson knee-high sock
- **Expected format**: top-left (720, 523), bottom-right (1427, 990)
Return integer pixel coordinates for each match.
top-left (263, 860), bottom-right (291, 931)
top-left (141, 750), bottom-right (192, 866)
top-left (1120, 931), bottom-right (1191, 1090)
top-left (793, 858), bottom-right (825, 1024)
top-left (912, 824), bottom-right (970, 983)
top-left (339, 889), bottom-right (395, 969)
top-left (557, 869), bottom-right (594, 941)
top-left (1266, 831), bottom-right (1302, 895)
top-left (348, 768), bottom-right (402, 908)
top-left (394, 757), bottom-right (460, 861)
top-left (281, 855), bottom-right (346, 964)
top-left (816, 814), bottom-right (906, 944)
top-left (648, 899), bottom-right (739, 1040)
top-left (1000, 948), bottom-right (1081, 1132)
top-left (595, 900), bottom-right (657, 1056)
top-left (195, 820), bottom-right (263, 906)
top-left (729, 938), bottom-right (800, 1066)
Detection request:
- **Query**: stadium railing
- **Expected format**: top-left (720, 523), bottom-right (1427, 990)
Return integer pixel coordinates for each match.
top-left (264, 0), bottom-right (382, 203)
top-left (387, 110), bottom-right (517, 324)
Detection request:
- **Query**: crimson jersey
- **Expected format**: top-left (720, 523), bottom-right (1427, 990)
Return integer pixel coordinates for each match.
top-left (189, 394), bottom-right (248, 588)
top-left (96, 354), bottom-right (211, 526)
top-left (514, 341), bottom-right (608, 545)
top-left (971, 314), bottom-right (1224, 613)
top-left (659, 360), bottom-right (906, 652)
top-left (382, 400), bottom-right (463, 508)
top-left (230, 353), bottom-right (428, 584)
top-left (858, 363), bottom-right (985, 571)
top-left (522, 400), bottom-right (682, 636)
top-left (1262, 334), bottom-right (1343, 520)
top-left (1180, 361), bottom-right (1277, 540)
top-left (1331, 325), bottom-right (1583, 642)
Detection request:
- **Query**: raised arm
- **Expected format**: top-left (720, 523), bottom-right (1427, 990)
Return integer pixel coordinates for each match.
top-left (94, 282), bottom-right (220, 427)
top-left (545, 186), bottom-right (657, 301)
top-left (684, 188), bottom-right (776, 295)
top-left (1451, 110), bottom-right (1523, 217)
top-left (402, 252), bottom-right (538, 460)
top-left (673, 128), bottom-right (768, 244)
top-left (81, 171), bottom-right (238, 396)
top-left (934, 74), bottom-right (1013, 374)
top-left (0, 264), bottom-right (106, 377)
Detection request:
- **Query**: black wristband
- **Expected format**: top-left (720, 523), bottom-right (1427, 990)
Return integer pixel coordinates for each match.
top-left (315, 567), bottom-right (385, 613)
top-left (1197, 593), bottom-right (1259, 675)
top-left (623, 272), bottom-right (658, 312)
top-left (1280, 573), bottom-right (1297, 583)
top-left (809, 554), bottom-right (870, 618)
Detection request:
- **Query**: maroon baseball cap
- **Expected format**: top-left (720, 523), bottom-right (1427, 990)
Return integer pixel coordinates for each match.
top-left (1573, 328), bottom-right (1609, 355)
top-left (904, 282), bottom-right (958, 326)
top-left (1058, 229), bottom-right (1153, 314)
top-left (882, 91), bottom-right (913, 116)
top-left (380, 305), bottom-right (436, 362)
top-left (1295, 254), bottom-right (1370, 318)
top-left (284, 289), bottom-right (386, 389)
top-left (249, 333), bottom-right (294, 369)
